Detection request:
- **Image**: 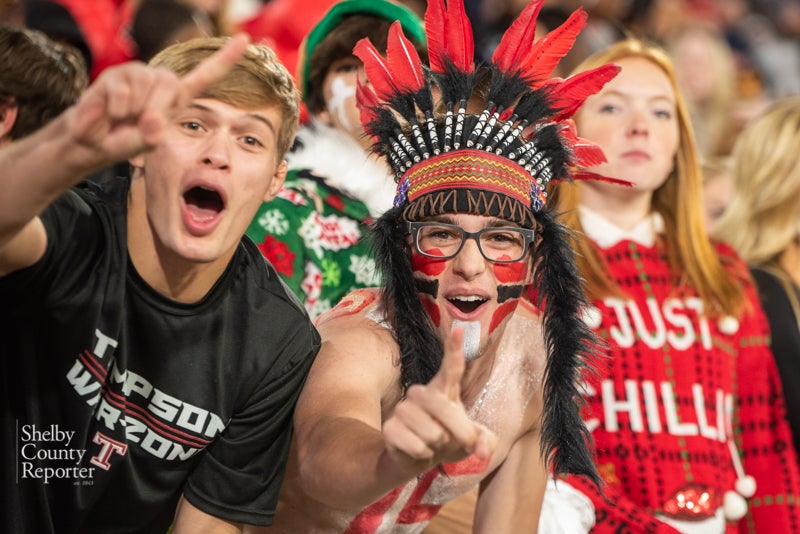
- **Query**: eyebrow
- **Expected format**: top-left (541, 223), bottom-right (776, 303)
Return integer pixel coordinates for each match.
top-left (599, 89), bottom-right (675, 104)
top-left (186, 102), bottom-right (278, 134)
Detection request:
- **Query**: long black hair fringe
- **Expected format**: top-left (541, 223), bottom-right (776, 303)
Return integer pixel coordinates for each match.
top-left (534, 208), bottom-right (602, 485)
top-left (371, 207), bottom-right (443, 393)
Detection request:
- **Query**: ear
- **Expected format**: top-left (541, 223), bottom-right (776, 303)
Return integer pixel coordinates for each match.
top-left (263, 159), bottom-right (288, 202)
top-left (0, 103), bottom-right (19, 140)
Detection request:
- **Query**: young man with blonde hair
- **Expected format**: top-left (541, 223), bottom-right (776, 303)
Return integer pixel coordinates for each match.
top-left (0, 36), bottom-right (319, 533)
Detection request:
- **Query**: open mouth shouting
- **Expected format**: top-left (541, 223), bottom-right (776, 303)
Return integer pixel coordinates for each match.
top-left (447, 295), bottom-right (489, 317)
top-left (182, 183), bottom-right (226, 235)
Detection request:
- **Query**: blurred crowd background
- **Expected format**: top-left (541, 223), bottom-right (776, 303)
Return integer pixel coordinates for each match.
top-left (2, 0), bottom-right (798, 168)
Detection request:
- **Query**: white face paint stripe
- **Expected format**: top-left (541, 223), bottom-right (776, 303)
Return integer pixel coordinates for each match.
top-left (326, 75), bottom-right (356, 132)
top-left (452, 320), bottom-right (481, 361)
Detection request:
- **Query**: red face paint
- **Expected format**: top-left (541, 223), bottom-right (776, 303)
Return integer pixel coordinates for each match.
top-left (411, 250), bottom-right (447, 276)
top-left (492, 260), bottom-right (528, 284)
top-left (489, 299), bottom-right (519, 333)
top-left (420, 296), bottom-right (441, 327)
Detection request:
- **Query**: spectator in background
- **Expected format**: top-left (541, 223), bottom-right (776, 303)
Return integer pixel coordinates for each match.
top-left (0, 24), bottom-right (87, 145)
top-left (130, 0), bottom-right (213, 61)
top-left (0, 0), bottom-right (23, 25)
top-left (37, 0), bottom-right (230, 79)
top-left (701, 155), bottom-right (734, 233)
top-left (714, 96), bottom-right (800, 463)
top-left (238, 0), bottom-right (336, 75)
top-left (24, 0), bottom-right (93, 76)
top-left (245, 0), bottom-right (426, 319)
top-left (180, 0), bottom-right (232, 36)
top-left (666, 23), bottom-right (738, 157)
top-left (546, 38), bottom-right (800, 533)
top-left (43, 0), bottom-right (135, 79)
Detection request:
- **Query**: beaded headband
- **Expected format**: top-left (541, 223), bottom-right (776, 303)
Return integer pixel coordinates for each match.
top-left (355, 0), bottom-right (622, 227)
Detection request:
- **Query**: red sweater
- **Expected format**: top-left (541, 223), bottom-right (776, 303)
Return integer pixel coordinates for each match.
top-left (565, 238), bottom-right (800, 533)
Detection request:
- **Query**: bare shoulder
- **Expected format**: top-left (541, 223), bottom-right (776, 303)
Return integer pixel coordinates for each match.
top-left (316, 289), bottom-right (396, 358)
top-left (301, 288), bottom-right (402, 410)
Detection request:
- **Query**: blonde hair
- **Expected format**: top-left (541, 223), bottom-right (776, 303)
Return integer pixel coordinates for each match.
top-left (552, 38), bottom-right (744, 317)
top-left (715, 97), bottom-right (800, 329)
top-left (715, 97), bottom-right (800, 265)
top-left (150, 36), bottom-right (300, 159)
top-left (666, 23), bottom-right (737, 157)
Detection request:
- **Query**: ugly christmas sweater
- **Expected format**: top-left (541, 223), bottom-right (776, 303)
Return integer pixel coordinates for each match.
top-left (246, 122), bottom-right (390, 318)
top-left (563, 215), bottom-right (800, 533)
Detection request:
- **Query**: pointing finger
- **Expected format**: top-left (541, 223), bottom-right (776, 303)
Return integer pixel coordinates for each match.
top-left (180, 33), bottom-right (250, 98)
top-left (429, 327), bottom-right (466, 400)
top-left (140, 34), bottom-right (250, 148)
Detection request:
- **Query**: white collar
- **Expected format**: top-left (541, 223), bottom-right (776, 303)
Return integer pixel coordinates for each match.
top-left (578, 205), bottom-right (664, 248)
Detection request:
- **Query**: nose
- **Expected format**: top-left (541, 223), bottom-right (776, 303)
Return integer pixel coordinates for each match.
top-left (451, 236), bottom-right (486, 280)
top-left (628, 108), bottom-right (649, 137)
top-left (201, 131), bottom-right (231, 170)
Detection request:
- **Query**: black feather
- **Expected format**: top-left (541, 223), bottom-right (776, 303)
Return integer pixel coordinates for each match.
top-left (533, 209), bottom-right (601, 485)
top-left (431, 58), bottom-right (477, 106)
top-left (513, 90), bottom-right (554, 125)
top-left (486, 68), bottom-right (531, 110)
top-left (533, 123), bottom-right (570, 178)
top-left (371, 208), bottom-right (443, 392)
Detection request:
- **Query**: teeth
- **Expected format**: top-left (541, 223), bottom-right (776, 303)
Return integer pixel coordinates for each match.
top-left (450, 295), bottom-right (484, 302)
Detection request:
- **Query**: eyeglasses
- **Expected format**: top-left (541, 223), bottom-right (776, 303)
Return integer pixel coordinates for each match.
top-left (406, 221), bottom-right (535, 263)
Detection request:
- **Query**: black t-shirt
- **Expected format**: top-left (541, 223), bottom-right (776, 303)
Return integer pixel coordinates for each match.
top-left (0, 178), bottom-right (320, 533)
top-left (751, 266), bottom-right (800, 459)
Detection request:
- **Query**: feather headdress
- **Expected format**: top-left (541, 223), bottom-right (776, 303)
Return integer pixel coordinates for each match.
top-left (356, 0), bottom-right (622, 225)
top-left (360, 0), bottom-right (621, 483)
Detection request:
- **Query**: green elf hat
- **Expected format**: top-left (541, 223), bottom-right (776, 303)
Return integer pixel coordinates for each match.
top-left (297, 0), bottom-right (426, 105)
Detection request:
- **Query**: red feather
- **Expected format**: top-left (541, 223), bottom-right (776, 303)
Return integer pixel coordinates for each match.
top-left (567, 170), bottom-right (633, 187)
top-left (355, 78), bottom-right (380, 126)
top-left (542, 63), bottom-right (621, 121)
top-left (560, 119), bottom-right (607, 167)
top-left (521, 8), bottom-right (587, 83)
top-left (491, 0), bottom-right (545, 74)
top-left (445, 0), bottom-right (474, 73)
top-left (572, 140), bottom-right (608, 168)
top-left (424, 0), bottom-right (447, 72)
top-left (386, 21), bottom-right (425, 93)
top-left (353, 38), bottom-right (395, 101)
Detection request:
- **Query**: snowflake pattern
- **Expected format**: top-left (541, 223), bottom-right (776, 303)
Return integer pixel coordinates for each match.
top-left (299, 213), bottom-right (362, 258)
top-left (350, 255), bottom-right (381, 286)
top-left (320, 258), bottom-right (342, 287)
top-left (257, 209), bottom-right (290, 236)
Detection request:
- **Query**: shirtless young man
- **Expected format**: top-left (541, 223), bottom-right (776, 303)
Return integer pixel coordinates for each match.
top-left (251, 0), bottom-right (618, 531)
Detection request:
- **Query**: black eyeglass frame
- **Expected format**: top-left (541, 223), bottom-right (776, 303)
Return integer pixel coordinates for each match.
top-left (405, 221), bottom-right (536, 263)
